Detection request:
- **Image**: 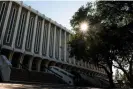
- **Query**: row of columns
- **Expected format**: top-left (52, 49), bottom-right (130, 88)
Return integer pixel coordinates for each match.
top-left (3, 48), bottom-right (107, 79)
top-left (7, 48), bottom-right (105, 74)
top-left (5, 47), bottom-right (103, 74)
top-left (6, 50), bottom-right (68, 72)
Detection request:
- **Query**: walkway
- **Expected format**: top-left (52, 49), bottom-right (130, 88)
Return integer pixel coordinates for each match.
top-left (0, 83), bottom-right (101, 89)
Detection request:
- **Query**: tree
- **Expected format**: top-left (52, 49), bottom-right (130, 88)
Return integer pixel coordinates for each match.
top-left (69, 1), bottom-right (133, 88)
top-left (114, 69), bottom-right (129, 88)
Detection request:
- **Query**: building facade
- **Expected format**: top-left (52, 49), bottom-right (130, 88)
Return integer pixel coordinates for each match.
top-left (0, 1), bottom-right (107, 81)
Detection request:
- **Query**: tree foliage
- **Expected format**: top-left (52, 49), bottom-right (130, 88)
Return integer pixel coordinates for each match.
top-left (69, 1), bottom-right (133, 88)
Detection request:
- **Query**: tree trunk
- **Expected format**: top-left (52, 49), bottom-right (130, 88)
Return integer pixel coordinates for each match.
top-left (108, 61), bottom-right (115, 88)
top-left (100, 62), bottom-right (115, 88)
top-left (108, 72), bottom-right (115, 88)
top-left (129, 74), bottom-right (133, 87)
top-left (102, 65), bottom-right (115, 88)
top-left (130, 78), bottom-right (133, 88)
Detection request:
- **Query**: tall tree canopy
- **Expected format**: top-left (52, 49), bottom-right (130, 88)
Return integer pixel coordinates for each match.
top-left (69, 1), bottom-right (133, 88)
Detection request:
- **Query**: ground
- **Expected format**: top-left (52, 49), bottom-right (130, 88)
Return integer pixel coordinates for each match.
top-left (0, 83), bottom-right (102, 89)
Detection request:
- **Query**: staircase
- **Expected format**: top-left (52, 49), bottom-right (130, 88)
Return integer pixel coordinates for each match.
top-left (4, 68), bottom-right (73, 89)
top-left (10, 68), bottom-right (66, 85)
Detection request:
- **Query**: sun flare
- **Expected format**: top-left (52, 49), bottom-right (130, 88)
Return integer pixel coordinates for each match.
top-left (80, 22), bottom-right (88, 32)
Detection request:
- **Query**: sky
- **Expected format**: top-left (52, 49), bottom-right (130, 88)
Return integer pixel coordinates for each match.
top-left (23, 1), bottom-right (88, 30)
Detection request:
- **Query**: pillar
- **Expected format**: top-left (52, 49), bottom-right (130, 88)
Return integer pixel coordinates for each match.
top-left (22, 10), bottom-right (31, 52)
top-left (73, 58), bottom-right (76, 65)
top-left (88, 63), bottom-right (91, 68)
top-left (36, 59), bottom-right (42, 72)
top-left (64, 32), bottom-right (66, 62)
top-left (31, 15), bottom-right (38, 53)
top-left (44, 60), bottom-right (50, 68)
top-left (41, 60), bottom-right (50, 72)
top-left (28, 57), bottom-right (34, 71)
top-left (7, 51), bottom-right (14, 61)
top-left (12, 3), bottom-right (22, 48)
top-left (1, 1), bottom-right (12, 45)
top-left (87, 62), bottom-right (89, 68)
top-left (68, 34), bottom-right (71, 64)
top-left (69, 58), bottom-right (72, 64)
top-left (39, 20), bottom-right (45, 56)
top-left (18, 54), bottom-right (24, 69)
top-left (7, 51), bottom-right (14, 66)
top-left (53, 26), bottom-right (56, 58)
top-left (46, 22), bottom-right (51, 57)
top-left (77, 60), bottom-right (80, 66)
top-left (59, 29), bottom-right (62, 61)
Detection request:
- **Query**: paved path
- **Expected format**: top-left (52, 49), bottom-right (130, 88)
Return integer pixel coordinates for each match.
top-left (0, 83), bottom-right (102, 89)
top-left (0, 83), bottom-right (73, 89)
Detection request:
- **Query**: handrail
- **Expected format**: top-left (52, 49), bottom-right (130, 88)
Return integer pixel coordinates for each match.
top-left (18, 62), bottom-right (29, 71)
top-left (44, 66), bottom-right (63, 79)
top-left (18, 63), bottom-right (62, 79)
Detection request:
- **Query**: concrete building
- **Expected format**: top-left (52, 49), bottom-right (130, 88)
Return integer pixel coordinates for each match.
top-left (0, 1), bottom-right (107, 82)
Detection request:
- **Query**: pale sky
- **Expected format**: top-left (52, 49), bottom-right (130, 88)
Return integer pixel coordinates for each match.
top-left (23, 1), bottom-right (88, 30)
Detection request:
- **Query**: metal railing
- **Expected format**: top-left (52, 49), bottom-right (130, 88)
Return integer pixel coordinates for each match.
top-left (44, 66), bottom-right (63, 79)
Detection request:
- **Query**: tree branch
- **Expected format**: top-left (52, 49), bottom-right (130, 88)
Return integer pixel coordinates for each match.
top-left (113, 65), bottom-right (121, 69)
top-left (98, 63), bottom-right (110, 75)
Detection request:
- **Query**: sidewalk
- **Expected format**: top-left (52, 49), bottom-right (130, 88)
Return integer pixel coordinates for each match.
top-left (0, 83), bottom-right (74, 89)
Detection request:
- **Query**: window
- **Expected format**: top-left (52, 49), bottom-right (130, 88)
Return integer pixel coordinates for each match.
top-left (61, 30), bottom-right (65, 60)
top-left (6, 8), bottom-right (17, 43)
top-left (26, 17), bottom-right (34, 49)
top-left (0, 2), bottom-right (6, 27)
top-left (42, 23), bottom-right (49, 55)
top-left (49, 25), bottom-right (54, 57)
top-left (55, 28), bottom-right (60, 59)
top-left (35, 21), bottom-right (41, 52)
top-left (66, 33), bottom-right (69, 62)
top-left (16, 13), bottom-right (26, 47)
